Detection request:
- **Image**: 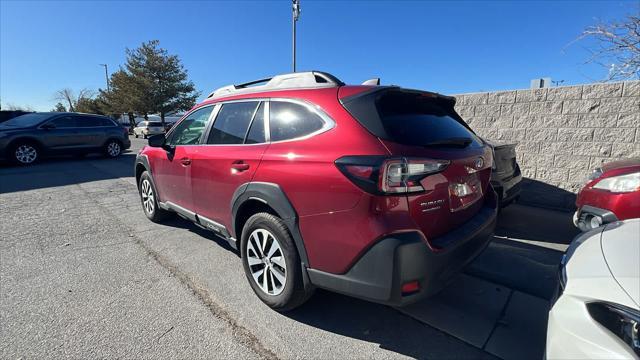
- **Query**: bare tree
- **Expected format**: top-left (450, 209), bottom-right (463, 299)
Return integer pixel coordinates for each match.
top-left (53, 88), bottom-right (95, 112)
top-left (576, 12), bottom-right (640, 81)
top-left (4, 103), bottom-right (34, 111)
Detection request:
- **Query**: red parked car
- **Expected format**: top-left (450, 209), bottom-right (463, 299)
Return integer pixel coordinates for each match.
top-left (574, 158), bottom-right (640, 231)
top-left (134, 71), bottom-right (497, 311)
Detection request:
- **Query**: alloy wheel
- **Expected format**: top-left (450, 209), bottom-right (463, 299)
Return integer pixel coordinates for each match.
top-left (107, 142), bottom-right (121, 157)
top-left (246, 229), bottom-right (287, 296)
top-left (15, 144), bottom-right (37, 164)
top-left (141, 179), bottom-right (155, 214)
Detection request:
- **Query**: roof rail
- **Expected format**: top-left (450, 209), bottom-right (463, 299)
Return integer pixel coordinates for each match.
top-left (207, 71), bottom-right (344, 99)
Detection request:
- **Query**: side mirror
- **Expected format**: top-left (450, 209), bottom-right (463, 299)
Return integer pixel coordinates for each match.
top-left (41, 123), bottom-right (56, 130)
top-left (148, 134), bottom-right (166, 148)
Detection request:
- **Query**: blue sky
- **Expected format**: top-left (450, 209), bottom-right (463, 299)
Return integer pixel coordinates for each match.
top-left (0, 0), bottom-right (636, 111)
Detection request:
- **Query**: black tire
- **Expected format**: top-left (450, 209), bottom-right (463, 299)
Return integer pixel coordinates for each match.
top-left (240, 212), bottom-right (314, 312)
top-left (138, 171), bottom-right (171, 223)
top-left (9, 141), bottom-right (40, 166)
top-left (135, 134), bottom-right (139, 139)
top-left (104, 139), bottom-right (122, 158)
top-left (142, 134), bottom-right (147, 139)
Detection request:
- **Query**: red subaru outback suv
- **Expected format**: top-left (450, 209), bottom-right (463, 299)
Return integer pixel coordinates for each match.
top-left (135, 71), bottom-right (497, 311)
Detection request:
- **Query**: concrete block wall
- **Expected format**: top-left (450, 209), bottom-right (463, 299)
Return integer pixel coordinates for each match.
top-left (454, 81), bottom-right (640, 210)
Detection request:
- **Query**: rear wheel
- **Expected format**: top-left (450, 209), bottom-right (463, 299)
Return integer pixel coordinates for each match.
top-left (138, 171), bottom-right (171, 222)
top-left (104, 140), bottom-right (122, 158)
top-left (241, 213), bottom-right (313, 311)
top-left (10, 141), bottom-right (39, 165)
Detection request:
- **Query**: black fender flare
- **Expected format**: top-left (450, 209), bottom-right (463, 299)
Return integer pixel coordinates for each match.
top-left (231, 182), bottom-right (309, 267)
top-left (134, 154), bottom-right (152, 187)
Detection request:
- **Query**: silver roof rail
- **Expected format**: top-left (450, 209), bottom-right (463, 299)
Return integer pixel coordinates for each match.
top-left (361, 78), bottom-right (380, 86)
top-left (207, 71), bottom-right (344, 99)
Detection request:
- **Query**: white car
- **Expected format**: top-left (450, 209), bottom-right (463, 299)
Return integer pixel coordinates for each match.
top-left (547, 219), bottom-right (639, 359)
top-left (133, 121), bottom-right (165, 139)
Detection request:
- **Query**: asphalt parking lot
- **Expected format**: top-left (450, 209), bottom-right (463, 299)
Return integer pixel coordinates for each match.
top-left (0, 137), bottom-right (580, 359)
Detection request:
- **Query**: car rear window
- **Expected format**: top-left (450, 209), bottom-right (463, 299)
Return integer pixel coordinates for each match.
top-left (341, 88), bottom-right (481, 147)
top-left (148, 122), bottom-right (163, 127)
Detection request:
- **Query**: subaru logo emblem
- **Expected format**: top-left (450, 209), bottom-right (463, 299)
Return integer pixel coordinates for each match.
top-left (475, 157), bottom-right (484, 169)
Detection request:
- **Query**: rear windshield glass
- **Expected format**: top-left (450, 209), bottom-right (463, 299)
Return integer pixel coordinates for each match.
top-left (342, 89), bottom-right (480, 147)
top-left (0, 113), bottom-right (52, 127)
top-left (147, 122), bottom-right (163, 127)
top-left (377, 92), bottom-right (480, 146)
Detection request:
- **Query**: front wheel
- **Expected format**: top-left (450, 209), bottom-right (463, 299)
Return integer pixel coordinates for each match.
top-left (138, 171), bottom-right (171, 222)
top-left (10, 141), bottom-right (39, 165)
top-left (241, 213), bottom-right (314, 312)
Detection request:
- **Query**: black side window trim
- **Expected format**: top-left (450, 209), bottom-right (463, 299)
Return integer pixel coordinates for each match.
top-left (189, 98), bottom-right (335, 146)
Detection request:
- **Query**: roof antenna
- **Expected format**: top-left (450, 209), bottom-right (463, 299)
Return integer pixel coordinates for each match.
top-left (361, 78), bottom-right (380, 86)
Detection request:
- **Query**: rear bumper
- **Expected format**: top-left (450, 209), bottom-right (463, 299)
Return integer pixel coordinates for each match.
top-left (307, 200), bottom-right (497, 307)
top-left (491, 166), bottom-right (522, 207)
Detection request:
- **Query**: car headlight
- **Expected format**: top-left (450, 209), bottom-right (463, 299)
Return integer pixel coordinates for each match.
top-left (592, 172), bottom-right (640, 193)
top-left (587, 302), bottom-right (640, 356)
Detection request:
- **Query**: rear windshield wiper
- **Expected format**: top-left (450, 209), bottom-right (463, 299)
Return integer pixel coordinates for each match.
top-left (423, 137), bottom-right (472, 148)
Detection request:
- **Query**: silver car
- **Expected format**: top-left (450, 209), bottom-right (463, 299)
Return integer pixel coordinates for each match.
top-left (133, 121), bottom-right (165, 139)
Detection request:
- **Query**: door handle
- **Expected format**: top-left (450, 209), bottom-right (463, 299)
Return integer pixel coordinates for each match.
top-left (231, 162), bottom-right (250, 172)
top-left (180, 157), bottom-right (191, 166)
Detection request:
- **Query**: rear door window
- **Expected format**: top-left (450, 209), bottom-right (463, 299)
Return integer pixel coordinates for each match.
top-left (269, 101), bottom-right (325, 142)
top-left (77, 116), bottom-right (112, 127)
top-left (48, 116), bottom-right (78, 128)
top-left (245, 102), bottom-right (266, 144)
top-left (207, 101), bottom-right (259, 145)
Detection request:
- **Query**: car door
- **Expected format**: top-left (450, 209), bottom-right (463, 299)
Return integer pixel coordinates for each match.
top-left (190, 101), bottom-right (269, 231)
top-left (76, 115), bottom-right (107, 148)
top-left (151, 105), bottom-right (215, 211)
top-left (40, 115), bottom-right (84, 151)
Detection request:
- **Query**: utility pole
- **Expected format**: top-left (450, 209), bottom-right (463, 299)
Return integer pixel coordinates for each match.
top-left (292, 0), bottom-right (300, 72)
top-left (99, 64), bottom-right (110, 92)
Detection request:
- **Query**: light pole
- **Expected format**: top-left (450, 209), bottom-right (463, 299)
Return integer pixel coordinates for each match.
top-left (292, 0), bottom-right (300, 72)
top-left (99, 64), bottom-right (110, 92)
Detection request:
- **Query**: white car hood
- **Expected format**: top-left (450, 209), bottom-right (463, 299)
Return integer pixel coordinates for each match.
top-left (601, 219), bottom-right (640, 307)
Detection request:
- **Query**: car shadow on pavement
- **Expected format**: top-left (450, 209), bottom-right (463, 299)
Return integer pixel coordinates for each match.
top-left (495, 203), bottom-right (579, 246)
top-left (0, 152), bottom-right (137, 193)
top-left (285, 289), bottom-right (497, 359)
top-left (161, 216), bottom-right (240, 255)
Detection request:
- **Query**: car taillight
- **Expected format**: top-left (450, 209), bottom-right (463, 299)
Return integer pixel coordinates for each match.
top-left (335, 156), bottom-right (449, 195)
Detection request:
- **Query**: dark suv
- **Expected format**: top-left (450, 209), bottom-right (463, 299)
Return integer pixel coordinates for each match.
top-left (135, 71), bottom-right (497, 311)
top-left (0, 112), bottom-right (130, 165)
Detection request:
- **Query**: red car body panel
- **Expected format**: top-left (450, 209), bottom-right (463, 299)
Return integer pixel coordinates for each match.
top-left (149, 145), bottom-right (196, 208)
top-left (576, 158), bottom-right (640, 221)
top-left (191, 143), bottom-right (269, 228)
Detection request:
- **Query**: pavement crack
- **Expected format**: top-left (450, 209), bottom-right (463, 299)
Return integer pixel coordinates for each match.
top-left (156, 326), bottom-right (174, 343)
